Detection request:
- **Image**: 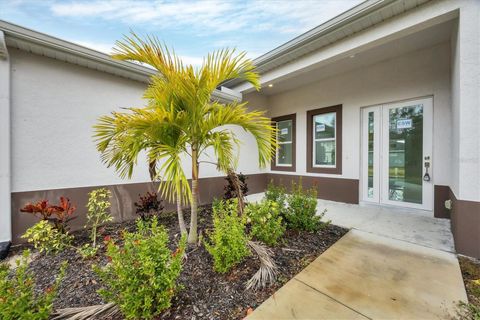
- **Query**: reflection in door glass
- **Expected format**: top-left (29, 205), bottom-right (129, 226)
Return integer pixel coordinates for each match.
top-left (389, 104), bottom-right (423, 204)
top-left (367, 112), bottom-right (374, 198)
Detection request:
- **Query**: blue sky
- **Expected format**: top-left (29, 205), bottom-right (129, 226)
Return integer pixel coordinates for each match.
top-left (1, 0), bottom-right (363, 65)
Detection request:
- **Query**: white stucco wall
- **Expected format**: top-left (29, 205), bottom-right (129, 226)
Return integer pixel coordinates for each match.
top-left (266, 41), bottom-right (452, 188)
top-left (9, 48), bottom-right (265, 194)
top-left (450, 1), bottom-right (480, 202)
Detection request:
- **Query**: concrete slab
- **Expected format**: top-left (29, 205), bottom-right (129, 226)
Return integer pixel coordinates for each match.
top-left (295, 230), bottom-right (467, 319)
top-left (318, 199), bottom-right (454, 253)
top-left (248, 278), bottom-right (368, 320)
top-left (247, 229), bottom-right (467, 320)
top-left (245, 193), bottom-right (454, 252)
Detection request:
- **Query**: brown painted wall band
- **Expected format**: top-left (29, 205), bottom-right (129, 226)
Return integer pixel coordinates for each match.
top-left (10, 174), bottom-right (480, 260)
top-left (11, 174), bottom-right (268, 244)
top-left (449, 189), bottom-right (480, 259)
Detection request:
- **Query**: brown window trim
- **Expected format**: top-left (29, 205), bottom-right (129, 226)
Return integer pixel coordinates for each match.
top-left (306, 105), bottom-right (342, 174)
top-left (271, 113), bottom-right (296, 172)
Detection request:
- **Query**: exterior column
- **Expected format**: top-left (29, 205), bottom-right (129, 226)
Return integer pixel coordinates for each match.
top-left (449, 1), bottom-right (480, 259)
top-left (0, 30), bottom-right (11, 258)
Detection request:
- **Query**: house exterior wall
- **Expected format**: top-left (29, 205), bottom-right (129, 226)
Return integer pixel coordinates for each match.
top-left (6, 47), bottom-right (267, 243)
top-left (449, 1), bottom-right (480, 258)
top-left (266, 42), bottom-right (452, 200)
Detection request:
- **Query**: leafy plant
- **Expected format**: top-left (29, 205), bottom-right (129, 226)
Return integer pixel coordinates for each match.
top-left (205, 199), bottom-right (250, 273)
top-left (20, 197), bottom-right (76, 232)
top-left (94, 217), bottom-right (185, 320)
top-left (0, 250), bottom-right (67, 320)
top-left (264, 180), bottom-right (287, 217)
top-left (134, 191), bottom-right (164, 221)
top-left (455, 301), bottom-right (480, 320)
top-left (245, 200), bottom-right (285, 246)
top-left (285, 182), bottom-right (329, 231)
top-left (77, 243), bottom-right (98, 260)
top-left (224, 172), bottom-right (248, 200)
top-left (85, 188), bottom-right (113, 249)
top-left (21, 220), bottom-right (73, 254)
top-left (94, 33), bottom-right (275, 244)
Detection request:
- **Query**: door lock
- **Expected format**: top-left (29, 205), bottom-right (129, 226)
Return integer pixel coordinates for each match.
top-left (423, 156), bottom-right (431, 182)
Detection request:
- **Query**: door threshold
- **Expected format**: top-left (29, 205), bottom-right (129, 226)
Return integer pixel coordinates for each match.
top-left (358, 201), bottom-right (433, 217)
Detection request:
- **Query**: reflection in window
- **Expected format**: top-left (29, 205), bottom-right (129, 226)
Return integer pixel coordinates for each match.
top-left (388, 104), bottom-right (423, 204)
top-left (276, 120), bottom-right (293, 166)
top-left (368, 112), bottom-right (374, 198)
top-left (313, 113), bottom-right (336, 167)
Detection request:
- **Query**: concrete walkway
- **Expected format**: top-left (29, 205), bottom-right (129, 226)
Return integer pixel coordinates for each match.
top-left (248, 230), bottom-right (467, 319)
top-left (246, 193), bottom-right (454, 252)
top-left (245, 193), bottom-right (466, 319)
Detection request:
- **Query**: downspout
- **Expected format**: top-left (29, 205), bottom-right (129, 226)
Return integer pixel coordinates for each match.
top-left (0, 30), bottom-right (11, 258)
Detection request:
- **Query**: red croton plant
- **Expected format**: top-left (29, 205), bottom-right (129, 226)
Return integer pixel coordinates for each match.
top-left (20, 197), bottom-right (77, 232)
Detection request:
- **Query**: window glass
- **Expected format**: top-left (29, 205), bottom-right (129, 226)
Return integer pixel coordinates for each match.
top-left (314, 113), bottom-right (335, 139)
top-left (313, 112), bottom-right (336, 167)
top-left (277, 120), bottom-right (292, 142)
top-left (277, 143), bottom-right (292, 165)
top-left (276, 119), bottom-right (293, 166)
top-left (315, 141), bottom-right (335, 166)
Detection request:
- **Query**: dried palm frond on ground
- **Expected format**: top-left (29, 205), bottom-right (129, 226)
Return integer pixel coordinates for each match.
top-left (52, 302), bottom-right (120, 320)
top-left (246, 241), bottom-right (278, 290)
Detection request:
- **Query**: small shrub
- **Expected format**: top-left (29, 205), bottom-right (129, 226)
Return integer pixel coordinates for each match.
top-left (245, 200), bottom-right (285, 246)
top-left (20, 197), bottom-right (76, 233)
top-left (285, 182), bottom-right (329, 232)
top-left (205, 199), bottom-right (250, 273)
top-left (77, 243), bottom-right (98, 259)
top-left (0, 250), bottom-right (67, 320)
top-left (21, 220), bottom-right (73, 254)
top-left (134, 191), bottom-right (164, 220)
top-left (85, 188), bottom-right (113, 249)
top-left (94, 217), bottom-right (185, 320)
top-left (224, 172), bottom-right (248, 200)
top-left (264, 180), bottom-right (287, 217)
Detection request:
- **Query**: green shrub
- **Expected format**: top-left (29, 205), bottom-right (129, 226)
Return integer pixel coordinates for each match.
top-left (285, 182), bottom-right (329, 232)
top-left (245, 200), bottom-right (286, 246)
top-left (21, 220), bottom-right (73, 254)
top-left (205, 199), bottom-right (250, 273)
top-left (265, 180), bottom-right (287, 208)
top-left (85, 188), bottom-right (113, 249)
top-left (0, 250), bottom-right (67, 320)
top-left (77, 243), bottom-right (98, 260)
top-left (94, 217), bottom-right (185, 320)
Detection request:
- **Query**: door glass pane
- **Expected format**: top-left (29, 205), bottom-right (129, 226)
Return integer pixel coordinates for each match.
top-left (367, 112), bottom-right (374, 199)
top-left (315, 140), bottom-right (335, 166)
top-left (277, 120), bottom-right (292, 142)
top-left (388, 104), bottom-right (423, 204)
top-left (277, 143), bottom-right (292, 165)
top-left (314, 113), bottom-right (335, 139)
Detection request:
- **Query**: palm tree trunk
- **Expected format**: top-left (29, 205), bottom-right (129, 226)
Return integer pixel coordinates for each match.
top-left (188, 149), bottom-right (199, 244)
top-left (177, 190), bottom-right (187, 236)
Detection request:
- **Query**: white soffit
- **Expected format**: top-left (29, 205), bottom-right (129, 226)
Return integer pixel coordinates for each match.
top-left (226, 0), bottom-right (432, 89)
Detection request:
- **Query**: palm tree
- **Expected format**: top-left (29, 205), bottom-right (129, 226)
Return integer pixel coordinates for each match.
top-left (94, 33), bottom-right (275, 244)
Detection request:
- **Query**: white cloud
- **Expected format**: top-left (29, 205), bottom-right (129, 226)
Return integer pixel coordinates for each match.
top-left (72, 40), bottom-right (115, 54)
top-left (50, 0), bottom-right (363, 35)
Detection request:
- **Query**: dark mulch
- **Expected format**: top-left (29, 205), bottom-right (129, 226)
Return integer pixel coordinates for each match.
top-left (8, 205), bottom-right (347, 320)
top-left (459, 256), bottom-right (480, 308)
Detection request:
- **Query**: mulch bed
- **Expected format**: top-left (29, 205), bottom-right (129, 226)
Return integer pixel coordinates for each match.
top-left (8, 205), bottom-right (347, 320)
top-left (459, 256), bottom-right (480, 308)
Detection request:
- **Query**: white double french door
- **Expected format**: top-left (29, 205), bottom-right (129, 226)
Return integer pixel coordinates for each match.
top-left (361, 97), bottom-right (433, 210)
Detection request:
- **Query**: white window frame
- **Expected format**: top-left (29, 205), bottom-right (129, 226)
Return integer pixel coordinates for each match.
top-left (276, 119), bottom-right (293, 167)
top-left (312, 112), bottom-right (336, 168)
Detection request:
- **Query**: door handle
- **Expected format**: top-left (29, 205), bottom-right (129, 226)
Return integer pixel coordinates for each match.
top-left (423, 156), bottom-right (431, 182)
